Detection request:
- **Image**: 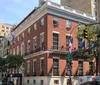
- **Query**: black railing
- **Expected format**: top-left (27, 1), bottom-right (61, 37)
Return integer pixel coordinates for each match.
top-left (24, 47), bottom-right (45, 56)
top-left (51, 46), bottom-right (69, 52)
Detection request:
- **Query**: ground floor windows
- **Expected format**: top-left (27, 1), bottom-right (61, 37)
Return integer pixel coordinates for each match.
top-left (54, 80), bottom-right (59, 84)
top-left (53, 59), bottom-right (59, 76)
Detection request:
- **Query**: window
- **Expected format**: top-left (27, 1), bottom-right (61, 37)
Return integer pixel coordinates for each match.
top-left (27, 80), bottom-right (29, 84)
top-left (17, 36), bottom-right (19, 42)
top-left (6, 27), bottom-right (9, 29)
top-left (53, 33), bottom-right (59, 49)
top-left (53, 59), bottom-right (59, 76)
top-left (33, 37), bottom-right (37, 51)
top-left (67, 61), bottom-right (72, 76)
top-left (94, 11), bottom-right (97, 16)
top-left (89, 62), bottom-right (94, 75)
top-left (40, 17), bottom-right (44, 26)
top-left (40, 58), bottom-right (44, 76)
top-left (13, 48), bottom-right (15, 55)
top-left (54, 80), bottom-right (59, 84)
top-left (53, 17), bottom-right (59, 26)
top-left (2, 26), bottom-right (5, 28)
top-left (22, 33), bottom-right (24, 39)
top-left (17, 46), bottom-right (19, 55)
top-left (78, 61), bottom-right (83, 76)
top-left (33, 60), bottom-right (36, 76)
top-left (27, 40), bottom-right (30, 55)
top-left (78, 38), bottom-right (82, 49)
top-left (66, 35), bottom-right (71, 51)
top-left (27, 61), bottom-right (30, 73)
top-left (28, 28), bottom-right (30, 35)
top-left (66, 20), bottom-right (71, 28)
top-left (33, 80), bottom-right (36, 84)
top-left (2, 30), bottom-right (4, 32)
top-left (40, 80), bottom-right (43, 85)
top-left (21, 43), bottom-right (25, 56)
top-left (40, 33), bottom-right (44, 50)
top-left (93, 4), bottom-right (96, 9)
top-left (33, 23), bottom-right (37, 31)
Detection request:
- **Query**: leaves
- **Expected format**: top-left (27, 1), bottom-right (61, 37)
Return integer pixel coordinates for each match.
top-left (0, 55), bottom-right (24, 72)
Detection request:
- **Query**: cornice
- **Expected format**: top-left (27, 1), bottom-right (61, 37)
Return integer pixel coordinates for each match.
top-left (14, 1), bottom-right (97, 37)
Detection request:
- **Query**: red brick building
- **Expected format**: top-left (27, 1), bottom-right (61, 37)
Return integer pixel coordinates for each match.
top-left (9, 1), bottom-right (97, 85)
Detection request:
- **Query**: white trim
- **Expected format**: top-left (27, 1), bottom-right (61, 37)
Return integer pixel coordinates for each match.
top-left (66, 34), bottom-right (72, 36)
top-left (40, 57), bottom-right (44, 60)
top-left (33, 36), bottom-right (37, 39)
top-left (27, 61), bottom-right (30, 63)
top-left (53, 31), bottom-right (60, 34)
top-left (33, 59), bottom-right (36, 61)
top-left (40, 32), bottom-right (44, 35)
top-left (53, 57), bottom-right (60, 59)
top-left (27, 40), bottom-right (30, 43)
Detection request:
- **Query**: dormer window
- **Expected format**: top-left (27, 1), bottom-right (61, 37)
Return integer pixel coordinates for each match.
top-left (66, 20), bottom-right (71, 28)
top-left (53, 17), bottom-right (59, 27)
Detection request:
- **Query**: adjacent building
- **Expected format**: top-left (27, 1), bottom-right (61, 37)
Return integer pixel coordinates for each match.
top-left (61, 0), bottom-right (100, 21)
top-left (9, 1), bottom-right (98, 85)
top-left (0, 22), bottom-right (13, 38)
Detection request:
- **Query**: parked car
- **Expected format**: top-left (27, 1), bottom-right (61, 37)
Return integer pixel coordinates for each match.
top-left (81, 81), bottom-right (100, 85)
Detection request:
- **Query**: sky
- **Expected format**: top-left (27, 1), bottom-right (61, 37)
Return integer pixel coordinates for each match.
top-left (0, 0), bottom-right (60, 25)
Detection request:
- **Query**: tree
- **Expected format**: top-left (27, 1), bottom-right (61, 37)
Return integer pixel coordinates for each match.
top-left (6, 54), bottom-right (24, 72)
top-left (74, 25), bottom-right (100, 75)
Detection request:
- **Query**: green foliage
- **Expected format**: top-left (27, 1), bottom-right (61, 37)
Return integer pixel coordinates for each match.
top-left (0, 55), bottom-right (24, 72)
top-left (6, 54), bottom-right (24, 69)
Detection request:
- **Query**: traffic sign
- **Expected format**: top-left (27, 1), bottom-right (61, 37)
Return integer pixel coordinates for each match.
top-left (66, 54), bottom-right (72, 60)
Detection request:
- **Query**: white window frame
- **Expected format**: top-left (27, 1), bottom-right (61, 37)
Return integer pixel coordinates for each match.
top-left (27, 40), bottom-right (30, 53)
top-left (34, 23), bottom-right (37, 31)
top-left (40, 57), bottom-right (44, 73)
top-left (21, 42), bottom-right (25, 55)
top-left (17, 46), bottom-right (19, 55)
top-left (40, 32), bottom-right (44, 48)
top-left (27, 61), bottom-right (30, 73)
top-left (28, 28), bottom-right (30, 35)
top-left (66, 20), bottom-right (72, 28)
top-left (33, 59), bottom-right (36, 73)
top-left (41, 17), bottom-right (44, 26)
top-left (13, 48), bottom-right (15, 55)
top-left (33, 36), bottom-right (37, 51)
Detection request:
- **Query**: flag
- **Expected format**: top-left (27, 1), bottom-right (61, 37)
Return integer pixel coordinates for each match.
top-left (11, 32), bottom-right (15, 40)
top-left (10, 32), bottom-right (16, 43)
top-left (91, 43), bottom-right (95, 49)
top-left (80, 40), bottom-right (85, 48)
top-left (69, 37), bottom-right (74, 53)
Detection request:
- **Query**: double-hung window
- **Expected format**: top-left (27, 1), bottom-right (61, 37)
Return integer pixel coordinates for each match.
top-left (40, 33), bottom-right (44, 50)
top-left (33, 60), bottom-right (36, 76)
top-left (27, 40), bottom-right (30, 55)
top-left (53, 33), bottom-right (59, 49)
top-left (33, 37), bottom-right (37, 51)
top-left (53, 59), bottom-right (59, 76)
top-left (40, 58), bottom-right (44, 76)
